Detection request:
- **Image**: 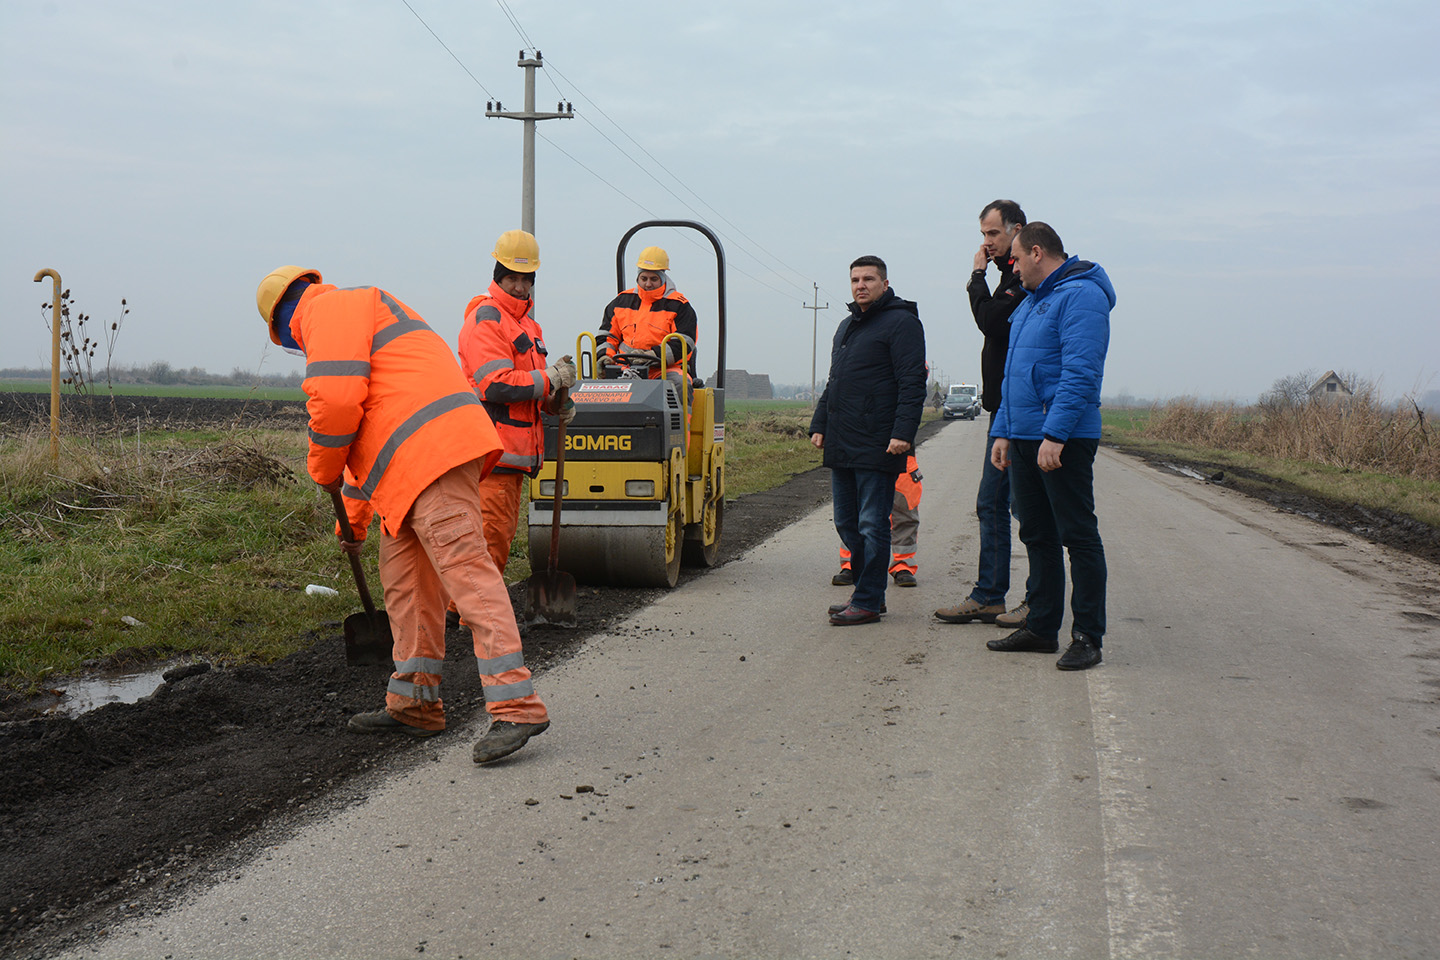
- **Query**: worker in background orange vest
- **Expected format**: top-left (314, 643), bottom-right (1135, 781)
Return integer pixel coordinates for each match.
top-left (455, 230), bottom-right (576, 574)
top-left (599, 245), bottom-right (698, 392)
top-left (834, 453), bottom-right (922, 587)
top-left (256, 265), bottom-right (550, 765)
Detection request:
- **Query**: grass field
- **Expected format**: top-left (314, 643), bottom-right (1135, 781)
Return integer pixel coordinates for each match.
top-left (1, 397), bottom-right (922, 689)
top-left (0, 379), bottom-right (306, 401)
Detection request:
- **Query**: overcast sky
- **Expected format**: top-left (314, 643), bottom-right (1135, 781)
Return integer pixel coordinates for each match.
top-left (4, 0), bottom-right (1438, 402)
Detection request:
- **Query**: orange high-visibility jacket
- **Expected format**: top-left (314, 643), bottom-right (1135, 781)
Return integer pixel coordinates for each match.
top-left (600, 282), bottom-right (698, 372)
top-left (288, 283), bottom-right (503, 539)
top-left (457, 282), bottom-right (554, 476)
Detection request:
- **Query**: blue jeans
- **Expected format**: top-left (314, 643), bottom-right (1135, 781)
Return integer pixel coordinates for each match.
top-left (972, 418), bottom-right (1032, 606)
top-left (1007, 437), bottom-right (1106, 644)
top-left (831, 467), bottom-right (896, 612)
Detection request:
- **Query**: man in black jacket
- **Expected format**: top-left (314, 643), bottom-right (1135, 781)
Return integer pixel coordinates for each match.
top-left (809, 256), bottom-right (927, 625)
top-left (936, 199), bottom-right (1035, 627)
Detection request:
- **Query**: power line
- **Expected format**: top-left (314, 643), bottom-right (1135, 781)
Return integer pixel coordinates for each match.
top-left (397, 0), bottom-right (496, 99)
top-left (400, 1), bottom-right (827, 303)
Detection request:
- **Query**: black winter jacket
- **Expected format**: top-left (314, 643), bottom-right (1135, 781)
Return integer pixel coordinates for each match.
top-left (967, 258), bottom-right (1026, 412)
top-left (808, 288), bottom-right (927, 474)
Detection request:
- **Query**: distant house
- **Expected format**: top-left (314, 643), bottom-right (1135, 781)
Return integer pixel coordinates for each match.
top-left (1307, 370), bottom-right (1353, 403)
top-left (709, 369), bottom-right (773, 400)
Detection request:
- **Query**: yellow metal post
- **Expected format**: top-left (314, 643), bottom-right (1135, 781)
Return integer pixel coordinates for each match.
top-left (33, 269), bottom-right (62, 460)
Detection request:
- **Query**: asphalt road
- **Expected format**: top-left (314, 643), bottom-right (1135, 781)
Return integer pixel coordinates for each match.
top-left (63, 421), bottom-right (1440, 959)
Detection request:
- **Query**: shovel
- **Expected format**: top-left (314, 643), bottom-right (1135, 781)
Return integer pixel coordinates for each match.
top-left (525, 388), bottom-right (578, 626)
top-left (329, 489), bottom-right (395, 666)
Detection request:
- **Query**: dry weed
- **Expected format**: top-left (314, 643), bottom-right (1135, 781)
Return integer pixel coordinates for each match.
top-left (1146, 393), bottom-right (1437, 481)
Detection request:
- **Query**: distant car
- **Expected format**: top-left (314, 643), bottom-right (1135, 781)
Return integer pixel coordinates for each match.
top-left (942, 383), bottom-right (980, 420)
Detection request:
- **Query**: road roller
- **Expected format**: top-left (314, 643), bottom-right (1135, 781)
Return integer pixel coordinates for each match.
top-left (527, 220), bottom-right (727, 588)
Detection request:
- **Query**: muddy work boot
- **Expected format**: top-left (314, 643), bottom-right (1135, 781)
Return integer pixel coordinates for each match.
top-left (831, 567), bottom-right (854, 586)
top-left (473, 719), bottom-right (550, 764)
top-left (934, 598), bottom-right (1004, 624)
top-left (995, 601), bottom-right (1030, 629)
top-left (347, 710), bottom-right (442, 739)
top-left (891, 570), bottom-right (918, 588)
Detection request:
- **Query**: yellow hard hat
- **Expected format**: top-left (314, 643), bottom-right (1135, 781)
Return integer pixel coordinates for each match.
top-left (492, 230), bottom-right (540, 272)
top-left (256, 265), bottom-right (322, 341)
top-left (636, 246), bottom-right (669, 271)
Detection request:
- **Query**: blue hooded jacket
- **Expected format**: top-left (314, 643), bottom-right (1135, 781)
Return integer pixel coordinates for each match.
top-left (991, 256), bottom-right (1114, 442)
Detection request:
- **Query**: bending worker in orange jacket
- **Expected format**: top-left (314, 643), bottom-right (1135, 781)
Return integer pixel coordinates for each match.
top-left (599, 245), bottom-right (698, 390)
top-left (256, 266), bottom-right (550, 765)
top-left (456, 230), bottom-right (576, 577)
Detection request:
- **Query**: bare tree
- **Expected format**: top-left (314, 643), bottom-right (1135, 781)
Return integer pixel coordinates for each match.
top-left (1258, 368), bottom-right (1317, 412)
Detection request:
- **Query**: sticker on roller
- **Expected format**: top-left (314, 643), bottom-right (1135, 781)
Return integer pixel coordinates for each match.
top-left (576, 382), bottom-right (635, 403)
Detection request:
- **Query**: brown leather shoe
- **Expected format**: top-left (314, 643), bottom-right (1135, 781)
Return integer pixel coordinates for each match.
top-left (828, 601), bottom-right (886, 615)
top-left (995, 601), bottom-right (1030, 629)
top-left (828, 604), bottom-right (881, 626)
top-left (934, 598), bottom-right (1004, 624)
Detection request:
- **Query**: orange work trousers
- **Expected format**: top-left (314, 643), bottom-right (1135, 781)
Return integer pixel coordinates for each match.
top-left (380, 461), bottom-right (547, 731)
top-left (445, 469), bottom-right (523, 623)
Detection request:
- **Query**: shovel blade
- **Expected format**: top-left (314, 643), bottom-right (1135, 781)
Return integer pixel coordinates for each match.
top-left (343, 610), bottom-right (395, 666)
top-left (524, 570), bottom-right (578, 627)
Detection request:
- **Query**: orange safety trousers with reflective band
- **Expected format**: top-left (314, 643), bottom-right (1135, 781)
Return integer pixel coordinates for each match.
top-left (840, 455), bottom-right (922, 574)
top-left (457, 282), bottom-right (551, 476)
top-left (383, 462), bottom-right (546, 730)
top-left (445, 470), bottom-right (524, 622)
top-left (289, 284), bottom-right (503, 539)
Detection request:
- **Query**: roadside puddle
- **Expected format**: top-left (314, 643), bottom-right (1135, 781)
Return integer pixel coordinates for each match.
top-left (24, 661), bottom-right (208, 718)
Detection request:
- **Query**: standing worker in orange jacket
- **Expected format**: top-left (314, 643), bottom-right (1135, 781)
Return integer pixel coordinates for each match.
top-left (456, 230), bottom-right (576, 578)
top-left (835, 453), bottom-right (922, 587)
top-left (256, 265), bottom-right (551, 764)
top-left (599, 245), bottom-right (698, 391)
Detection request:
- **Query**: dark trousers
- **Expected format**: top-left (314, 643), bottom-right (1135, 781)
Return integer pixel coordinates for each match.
top-left (1007, 437), bottom-right (1106, 644)
top-left (972, 413), bottom-right (1033, 606)
top-left (831, 467), bottom-right (897, 612)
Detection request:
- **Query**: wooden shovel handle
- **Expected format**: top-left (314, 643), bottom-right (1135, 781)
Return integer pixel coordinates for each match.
top-left (329, 488), bottom-right (378, 619)
top-left (549, 387), bottom-right (567, 578)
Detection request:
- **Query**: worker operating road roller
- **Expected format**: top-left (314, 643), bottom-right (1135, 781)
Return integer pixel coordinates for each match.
top-left (255, 265), bottom-right (551, 765)
top-left (454, 230), bottom-right (576, 578)
top-left (599, 245), bottom-right (699, 390)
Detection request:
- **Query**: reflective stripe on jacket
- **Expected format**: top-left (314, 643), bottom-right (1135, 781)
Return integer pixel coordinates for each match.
top-left (457, 282), bottom-right (551, 476)
top-left (288, 283), bottom-right (503, 538)
top-left (600, 282), bottom-right (698, 373)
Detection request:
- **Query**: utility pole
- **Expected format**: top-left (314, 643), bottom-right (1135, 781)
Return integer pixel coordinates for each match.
top-left (486, 50), bottom-right (573, 233)
top-left (803, 283), bottom-right (828, 405)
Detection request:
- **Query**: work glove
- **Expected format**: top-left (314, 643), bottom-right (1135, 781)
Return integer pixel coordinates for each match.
top-left (545, 355), bottom-right (576, 394)
top-left (558, 396), bottom-right (576, 425)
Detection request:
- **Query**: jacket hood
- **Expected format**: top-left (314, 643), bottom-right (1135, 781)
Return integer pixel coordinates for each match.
top-left (479, 280), bottom-right (534, 320)
top-left (848, 287), bottom-right (918, 319)
top-left (1039, 256), bottom-right (1116, 309)
top-left (637, 272), bottom-right (675, 304)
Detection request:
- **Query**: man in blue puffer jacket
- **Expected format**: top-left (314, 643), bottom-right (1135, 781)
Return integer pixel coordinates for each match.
top-left (809, 255), bottom-right (927, 625)
top-left (988, 222), bottom-right (1114, 670)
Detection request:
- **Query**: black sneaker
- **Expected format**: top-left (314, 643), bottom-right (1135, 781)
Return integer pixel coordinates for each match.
top-left (891, 570), bottom-right (917, 587)
top-left (473, 719), bottom-right (550, 764)
top-left (986, 627), bottom-right (1060, 654)
top-left (832, 567), bottom-right (854, 586)
top-left (347, 709), bottom-right (442, 738)
top-left (1057, 635), bottom-right (1102, 671)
